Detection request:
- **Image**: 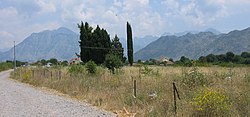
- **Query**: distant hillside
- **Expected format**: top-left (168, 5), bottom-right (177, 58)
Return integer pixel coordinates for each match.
top-left (161, 28), bottom-right (220, 37)
top-left (135, 27), bottom-right (250, 60)
top-left (0, 27), bottom-right (79, 62)
top-left (120, 35), bottom-right (158, 55)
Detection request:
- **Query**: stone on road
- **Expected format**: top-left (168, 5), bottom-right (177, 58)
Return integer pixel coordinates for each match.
top-left (0, 70), bottom-right (115, 117)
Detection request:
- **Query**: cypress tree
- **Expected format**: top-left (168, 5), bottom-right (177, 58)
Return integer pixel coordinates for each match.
top-left (79, 22), bottom-right (93, 63)
top-left (127, 22), bottom-right (133, 66)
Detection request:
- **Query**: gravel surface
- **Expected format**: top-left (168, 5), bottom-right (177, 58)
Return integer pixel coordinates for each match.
top-left (0, 70), bottom-right (116, 117)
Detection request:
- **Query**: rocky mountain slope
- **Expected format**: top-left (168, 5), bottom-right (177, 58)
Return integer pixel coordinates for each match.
top-left (0, 27), bottom-right (79, 62)
top-left (135, 27), bottom-right (250, 60)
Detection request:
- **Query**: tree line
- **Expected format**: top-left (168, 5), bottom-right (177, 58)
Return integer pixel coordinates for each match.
top-left (175, 51), bottom-right (250, 66)
top-left (78, 21), bottom-right (133, 73)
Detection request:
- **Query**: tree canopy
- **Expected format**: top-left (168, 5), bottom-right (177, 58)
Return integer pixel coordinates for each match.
top-left (78, 21), bottom-right (125, 65)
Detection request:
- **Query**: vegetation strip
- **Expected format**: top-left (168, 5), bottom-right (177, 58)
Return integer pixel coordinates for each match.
top-left (12, 66), bottom-right (250, 116)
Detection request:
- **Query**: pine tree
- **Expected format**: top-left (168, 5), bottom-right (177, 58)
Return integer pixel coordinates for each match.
top-left (111, 35), bottom-right (125, 62)
top-left (127, 22), bottom-right (133, 66)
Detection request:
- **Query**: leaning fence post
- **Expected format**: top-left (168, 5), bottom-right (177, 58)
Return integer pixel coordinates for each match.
top-left (173, 82), bottom-right (177, 115)
top-left (134, 80), bottom-right (137, 98)
top-left (173, 82), bottom-right (181, 115)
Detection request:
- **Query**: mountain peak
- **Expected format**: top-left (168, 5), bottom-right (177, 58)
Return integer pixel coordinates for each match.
top-left (205, 28), bottom-right (221, 35)
top-left (0, 27), bottom-right (79, 62)
top-left (56, 27), bottom-right (76, 34)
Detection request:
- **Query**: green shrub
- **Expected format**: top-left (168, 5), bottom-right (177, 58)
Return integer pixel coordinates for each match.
top-left (104, 53), bottom-right (123, 74)
top-left (85, 60), bottom-right (97, 74)
top-left (181, 67), bottom-right (211, 88)
top-left (191, 88), bottom-right (232, 116)
top-left (140, 65), bottom-right (152, 75)
top-left (68, 64), bottom-right (85, 75)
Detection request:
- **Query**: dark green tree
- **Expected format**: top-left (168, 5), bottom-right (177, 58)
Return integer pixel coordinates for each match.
top-left (41, 59), bottom-right (47, 65)
top-left (127, 22), bottom-right (133, 66)
top-left (91, 25), bottom-right (111, 64)
top-left (180, 56), bottom-right (192, 66)
top-left (226, 52), bottom-right (235, 62)
top-left (232, 55), bottom-right (243, 63)
top-left (206, 54), bottom-right (218, 63)
top-left (169, 58), bottom-right (174, 62)
top-left (61, 60), bottom-right (68, 66)
top-left (199, 56), bottom-right (207, 62)
top-left (216, 54), bottom-right (227, 62)
top-left (48, 58), bottom-right (58, 65)
top-left (78, 22), bottom-right (111, 64)
top-left (241, 52), bottom-right (250, 58)
top-left (79, 22), bottom-right (93, 63)
top-left (111, 35), bottom-right (125, 62)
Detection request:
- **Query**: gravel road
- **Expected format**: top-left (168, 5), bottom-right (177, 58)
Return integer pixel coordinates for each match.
top-left (0, 70), bottom-right (116, 117)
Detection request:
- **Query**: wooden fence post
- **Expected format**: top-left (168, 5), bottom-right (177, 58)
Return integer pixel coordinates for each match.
top-left (59, 71), bottom-right (62, 79)
top-left (50, 71), bottom-right (53, 79)
top-left (134, 80), bottom-right (137, 98)
top-left (173, 82), bottom-right (181, 115)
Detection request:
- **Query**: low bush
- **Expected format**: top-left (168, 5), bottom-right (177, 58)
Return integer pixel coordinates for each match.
top-left (191, 87), bottom-right (232, 116)
top-left (85, 60), bottom-right (97, 74)
top-left (68, 64), bottom-right (85, 75)
top-left (181, 67), bottom-right (211, 88)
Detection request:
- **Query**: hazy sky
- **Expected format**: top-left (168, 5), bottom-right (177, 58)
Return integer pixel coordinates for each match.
top-left (1, 0), bottom-right (250, 50)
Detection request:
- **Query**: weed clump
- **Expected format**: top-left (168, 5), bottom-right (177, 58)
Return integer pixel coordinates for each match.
top-left (85, 60), bottom-right (97, 74)
top-left (181, 67), bottom-right (211, 88)
top-left (68, 64), bottom-right (85, 75)
top-left (191, 88), bottom-right (232, 116)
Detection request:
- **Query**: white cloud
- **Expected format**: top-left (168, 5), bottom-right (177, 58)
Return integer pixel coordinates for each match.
top-left (0, 31), bottom-right (14, 38)
top-left (114, 0), bottom-right (122, 7)
top-left (0, 7), bottom-right (20, 21)
top-left (207, 0), bottom-right (250, 4)
top-left (37, 0), bottom-right (56, 14)
top-left (161, 0), bottom-right (229, 27)
top-left (0, 0), bottom-right (250, 49)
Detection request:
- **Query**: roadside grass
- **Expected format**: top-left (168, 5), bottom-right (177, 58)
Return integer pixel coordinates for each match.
top-left (0, 62), bottom-right (13, 72)
top-left (11, 66), bottom-right (250, 117)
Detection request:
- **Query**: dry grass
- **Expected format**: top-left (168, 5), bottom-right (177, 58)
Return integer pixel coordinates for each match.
top-left (11, 65), bottom-right (250, 117)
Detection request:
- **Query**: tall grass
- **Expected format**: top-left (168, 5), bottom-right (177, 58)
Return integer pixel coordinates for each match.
top-left (11, 66), bottom-right (250, 117)
top-left (0, 62), bottom-right (13, 72)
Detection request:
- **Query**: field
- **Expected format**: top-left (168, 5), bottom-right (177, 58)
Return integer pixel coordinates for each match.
top-left (11, 65), bottom-right (250, 117)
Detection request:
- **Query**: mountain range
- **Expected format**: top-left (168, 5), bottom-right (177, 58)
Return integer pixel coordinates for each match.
top-left (1, 27), bottom-right (249, 62)
top-left (161, 28), bottom-right (221, 37)
top-left (0, 27), bottom-right (156, 62)
top-left (0, 27), bottom-right (79, 62)
top-left (135, 27), bottom-right (250, 60)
